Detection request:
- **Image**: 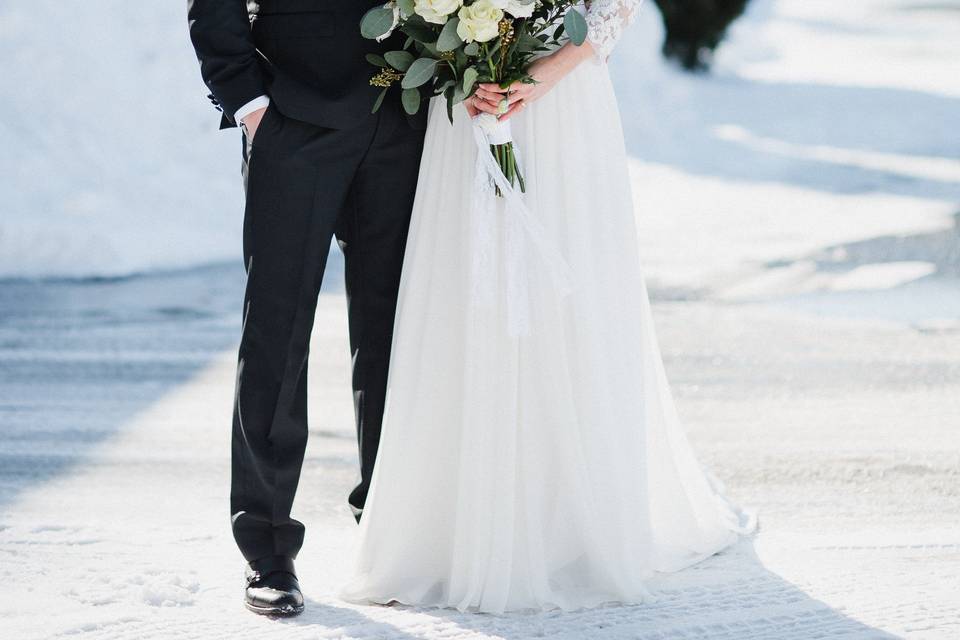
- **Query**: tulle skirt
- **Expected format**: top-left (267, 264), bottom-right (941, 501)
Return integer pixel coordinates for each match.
top-left (341, 59), bottom-right (755, 613)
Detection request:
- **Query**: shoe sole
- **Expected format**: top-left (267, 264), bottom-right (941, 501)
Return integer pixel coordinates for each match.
top-left (244, 601), bottom-right (304, 617)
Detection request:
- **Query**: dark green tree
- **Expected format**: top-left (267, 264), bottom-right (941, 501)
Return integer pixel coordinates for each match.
top-left (652, 0), bottom-right (750, 71)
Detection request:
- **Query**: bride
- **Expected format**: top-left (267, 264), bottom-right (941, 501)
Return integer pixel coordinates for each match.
top-left (343, 0), bottom-right (755, 613)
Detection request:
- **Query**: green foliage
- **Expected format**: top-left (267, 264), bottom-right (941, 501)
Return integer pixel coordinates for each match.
top-left (401, 58), bottom-right (439, 89)
top-left (462, 67), bottom-right (479, 95)
top-left (401, 88), bottom-right (421, 114)
top-left (437, 18), bottom-right (463, 52)
top-left (563, 10), bottom-right (587, 46)
top-left (401, 16), bottom-right (438, 44)
top-left (365, 53), bottom-right (388, 68)
top-left (372, 87), bottom-right (389, 113)
top-left (360, 6), bottom-right (395, 40)
top-left (385, 50), bottom-right (415, 71)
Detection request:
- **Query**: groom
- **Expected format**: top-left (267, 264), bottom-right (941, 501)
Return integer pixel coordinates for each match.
top-left (187, 0), bottom-right (426, 616)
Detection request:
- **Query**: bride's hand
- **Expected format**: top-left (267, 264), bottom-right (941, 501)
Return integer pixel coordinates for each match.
top-left (476, 41), bottom-right (595, 121)
top-left (465, 98), bottom-right (481, 118)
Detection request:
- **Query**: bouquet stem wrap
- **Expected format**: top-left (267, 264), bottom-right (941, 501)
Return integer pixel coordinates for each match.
top-left (476, 113), bottom-right (525, 194)
top-left (470, 115), bottom-right (574, 337)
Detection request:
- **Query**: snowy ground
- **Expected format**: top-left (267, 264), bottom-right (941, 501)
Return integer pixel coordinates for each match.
top-left (3, 275), bottom-right (959, 639)
top-left (2, 0), bottom-right (959, 638)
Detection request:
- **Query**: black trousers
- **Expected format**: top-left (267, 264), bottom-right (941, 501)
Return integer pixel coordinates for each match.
top-left (230, 100), bottom-right (424, 562)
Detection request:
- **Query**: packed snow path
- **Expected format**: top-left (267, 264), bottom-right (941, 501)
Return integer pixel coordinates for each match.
top-left (1, 270), bottom-right (958, 638)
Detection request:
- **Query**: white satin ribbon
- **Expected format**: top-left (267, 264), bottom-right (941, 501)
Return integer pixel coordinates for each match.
top-left (475, 112), bottom-right (514, 145)
top-left (469, 115), bottom-right (574, 337)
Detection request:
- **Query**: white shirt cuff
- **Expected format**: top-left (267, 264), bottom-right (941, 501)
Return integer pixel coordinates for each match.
top-left (235, 95), bottom-right (270, 124)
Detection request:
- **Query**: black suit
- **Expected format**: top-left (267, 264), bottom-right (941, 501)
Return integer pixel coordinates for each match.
top-left (188, 0), bottom-right (427, 562)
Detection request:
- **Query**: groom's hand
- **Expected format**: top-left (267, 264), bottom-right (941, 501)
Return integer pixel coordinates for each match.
top-left (241, 107), bottom-right (268, 141)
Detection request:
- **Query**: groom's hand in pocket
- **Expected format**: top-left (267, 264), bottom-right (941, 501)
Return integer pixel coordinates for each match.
top-left (241, 107), bottom-right (268, 141)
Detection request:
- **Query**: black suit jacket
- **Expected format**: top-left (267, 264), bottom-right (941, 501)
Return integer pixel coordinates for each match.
top-left (188, 0), bottom-right (426, 130)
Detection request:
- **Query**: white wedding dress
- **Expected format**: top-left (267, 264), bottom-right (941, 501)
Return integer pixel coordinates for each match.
top-left (342, 0), bottom-right (755, 613)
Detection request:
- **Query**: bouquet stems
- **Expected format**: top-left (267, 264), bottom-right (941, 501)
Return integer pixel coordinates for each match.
top-left (490, 141), bottom-right (525, 197)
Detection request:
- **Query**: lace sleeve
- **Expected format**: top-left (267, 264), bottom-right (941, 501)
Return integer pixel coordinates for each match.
top-left (584, 0), bottom-right (644, 60)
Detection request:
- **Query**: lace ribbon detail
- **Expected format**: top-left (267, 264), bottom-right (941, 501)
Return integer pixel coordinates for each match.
top-left (585, 0), bottom-right (645, 59)
top-left (469, 119), bottom-right (574, 337)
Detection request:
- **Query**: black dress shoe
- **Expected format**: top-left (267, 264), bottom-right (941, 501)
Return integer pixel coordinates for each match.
top-left (244, 555), bottom-right (304, 616)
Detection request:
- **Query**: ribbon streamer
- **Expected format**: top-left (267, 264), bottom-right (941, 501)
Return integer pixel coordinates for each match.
top-left (469, 116), bottom-right (574, 337)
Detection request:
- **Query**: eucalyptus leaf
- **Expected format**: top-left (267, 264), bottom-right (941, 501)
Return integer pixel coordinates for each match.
top-left (445, 86), bottom-right (455, 124)
top-left (436, 18), bottom-right (463, 52)
top-left (396, 0), bottom-right (415, 17)
top-left (463, 42), bottom-right (480, 56)
top-left (360, 7), bottom-right (396, 40)
top-left (401, 88), bottom-right (421, 115)
top-left (462, 67), bottom-right (478, 95)
top-left (372, 87), bottom-right (389, 113)
top-left (401, 58), bottom-right (438, 89)
top-left (518, 32), bottom-right (544, 52)
top-left (402, 18), bottom-right (438, 44)
top-left (385, 50), bottom-right (415, 71)
top-left (365, 53), bottom-right (388, 68)
top-left (564, 10), bottom-right (588, 46)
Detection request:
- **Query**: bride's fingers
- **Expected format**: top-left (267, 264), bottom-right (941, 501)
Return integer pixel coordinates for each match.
top-left (478, 83), bottom-right (528, 100)
top-left (474, 87), bottom-right (502, 104)
top-left (498, 100), bottom-right (526, 121)
top-left (478, 83), bottom-right (509, 94)
top-left (505, 91), bottom-right (525, 105)
top-left (469, 96), bottom-right (501, 116)
top-left (509, 81), bottom-right (530, 94)
top-left (475, 89), bottom-right (525, 113)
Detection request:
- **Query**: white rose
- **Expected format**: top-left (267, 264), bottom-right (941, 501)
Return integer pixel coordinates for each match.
top-left (457, 0), bottom-right (504, 43)
top-left (414, 0), bottom-right (463, 25)
top-left (491, 0), bottom-right (535, 19)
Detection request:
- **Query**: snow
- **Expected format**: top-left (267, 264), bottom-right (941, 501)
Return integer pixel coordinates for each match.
top-left (1, 0), bottom-right (959, 638)
top-left (3, 291), bottom-right (959, 638)
top-left (0, 1), bottom-right (242, 278)
top-left (3, 0), bottom-right (957, 282)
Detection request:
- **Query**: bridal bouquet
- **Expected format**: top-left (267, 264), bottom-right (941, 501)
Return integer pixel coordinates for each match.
top-left (360, 0), bottom-right (590, 193)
